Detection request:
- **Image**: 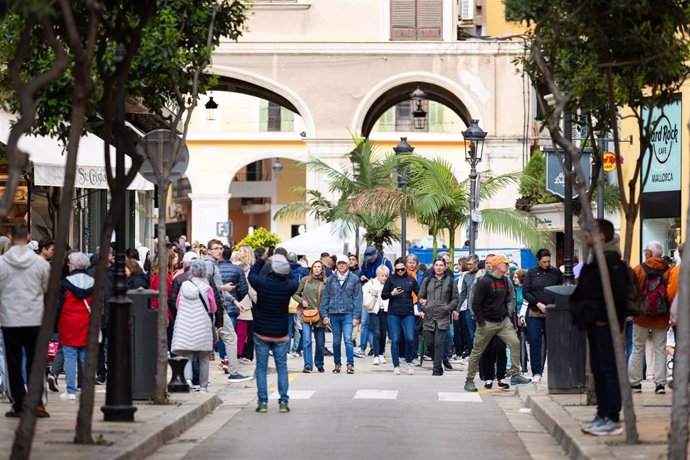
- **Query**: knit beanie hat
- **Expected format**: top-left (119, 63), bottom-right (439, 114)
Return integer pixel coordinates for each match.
top-left (271, 254), bottom-right (290, 275)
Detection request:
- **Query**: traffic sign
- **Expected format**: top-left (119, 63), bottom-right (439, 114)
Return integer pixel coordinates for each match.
top-left (217, 221), bottom-right (233, 237)
top-left (139, 129), bottom-right (189, 185)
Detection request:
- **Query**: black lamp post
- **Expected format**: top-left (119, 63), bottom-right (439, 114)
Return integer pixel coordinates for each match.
top-left (394, 137), bottom-right (414, 258)
top-left (205, 95), bottom-right (218, 121)
top-left (563, 112), bottom-right (575, 285)
top-left (102, 44), bottom-right (136, 422)
top-left (410, 87), bottom-right (428, 130)
top-left (462, 119), bottom-right (487, 256)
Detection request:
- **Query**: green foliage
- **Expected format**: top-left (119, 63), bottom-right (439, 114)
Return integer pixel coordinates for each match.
top-left (517, 150), bottom-right (560, 208)
top-left (233, 227), bottom-right (281, 251)
top-left (0, 0), bottom-right (249, 143)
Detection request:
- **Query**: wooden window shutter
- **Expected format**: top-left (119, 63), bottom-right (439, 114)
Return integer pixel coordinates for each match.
top-left (391, 0), bottom-right (416, 41)
top-left (416, 0), bottom-right (442, 40)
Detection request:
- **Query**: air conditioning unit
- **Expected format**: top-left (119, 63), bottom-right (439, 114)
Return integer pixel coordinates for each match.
top-left (459, 0), bottom-right (474, 21)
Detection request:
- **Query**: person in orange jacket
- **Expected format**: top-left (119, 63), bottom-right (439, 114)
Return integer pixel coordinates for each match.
top-left (628, 241), bottom-right (671, 394)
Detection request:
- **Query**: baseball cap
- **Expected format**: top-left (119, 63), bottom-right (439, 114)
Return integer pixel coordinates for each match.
top-left (364, 246), bottom-right (376, 256)
top-left (490, 255), bottom-right (512, 266)
top-left (182, 251), bottom-right (198, 263)
top-left (335, 254), bottom-right (349, 264)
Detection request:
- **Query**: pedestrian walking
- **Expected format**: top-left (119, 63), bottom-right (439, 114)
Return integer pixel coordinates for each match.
top-left (293, 260), bottom-right (327, 373)
top-left (629, 240), bottom-right (671, 394)
top-left (172, 261), bottom-right (217, 392)
top-left (455, 254), bottom-right (480, 358)
top-left (362, 265), bottom-right (390, 365)
top-left (513, 269), bottom-right (529, 373)
top-left (522, 248), bottom-right (563, 382)
top-left (56, 252), bottom-right (94, 401)
top-left (320, 254), bottom-right (362, 374)
top-left (464, 255), bottom-right (531, 392)
top-left (418, 257), bottom-right (459, 375)
top-left (0, 224), bottom-right (51, 417)
top-left (382, 257), bottom-right (419, 375)
top-left (571, 219), bottom-right (628, 436)
top-left (249, 253), bottom-right (299, 413)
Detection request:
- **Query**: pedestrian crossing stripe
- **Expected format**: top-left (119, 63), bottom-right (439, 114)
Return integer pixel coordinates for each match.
top-left (269, 390), bottom-right (315, 400)
top-left (353, 390), bottom-right (398, 400)
top-left (437, 392), bottom-right (482, 402)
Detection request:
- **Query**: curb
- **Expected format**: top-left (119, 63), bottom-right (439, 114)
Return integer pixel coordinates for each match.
top-left (92, 393), bottom-right (222, 460)
top-left (526, 392), bottom-right (612, 460)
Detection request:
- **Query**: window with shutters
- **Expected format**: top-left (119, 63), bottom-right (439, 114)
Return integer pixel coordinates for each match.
top-left (259, 100), bottom-right (295, 132)
top-left (391, 0), bottom-right (442, 41)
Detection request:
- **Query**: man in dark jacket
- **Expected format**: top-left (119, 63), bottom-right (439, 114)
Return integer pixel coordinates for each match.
top-left (571, 219), bottom-right (628, 437)
top-left (464, 255), bottom-right (531, 392)
top-left (249, 254), bottom-right (299, 413)
top-left (454, 254), bottom-right (480, 354)
top-left (359, 246), bottom-right (393, 283)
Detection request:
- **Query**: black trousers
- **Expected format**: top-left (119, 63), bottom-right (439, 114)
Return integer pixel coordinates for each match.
top-left (588, 325), bottom-right (621, 422)
top-left (480, 337), bottom-right (507, 381)
top-left (2, 326), bottom-right (39, 413)
top-left (424, 326), bottom-right (448, 373)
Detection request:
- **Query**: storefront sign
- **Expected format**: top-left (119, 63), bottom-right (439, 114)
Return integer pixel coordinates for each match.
top-left (642, 98), bottom-right (682, 193)
top-left (34, 163), bottom-right (154, 190)
top-left (544, 148), bottom-right (592, 199)
top-left (602, 151), bottom-right (618, 172)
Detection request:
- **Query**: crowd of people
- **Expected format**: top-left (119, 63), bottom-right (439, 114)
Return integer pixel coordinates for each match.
top-left (0, 220), bottom-right (683, 435)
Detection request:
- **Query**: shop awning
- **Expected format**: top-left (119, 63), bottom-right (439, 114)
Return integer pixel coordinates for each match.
top-left (1, 111), bottom-right (154, 191)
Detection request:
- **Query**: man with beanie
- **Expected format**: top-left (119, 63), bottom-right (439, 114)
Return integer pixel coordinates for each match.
top-left (249, 253), bottom-right (299, 413)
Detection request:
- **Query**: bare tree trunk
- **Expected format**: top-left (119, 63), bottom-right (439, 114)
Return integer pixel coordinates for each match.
top-left (153, 179), bottom-right (171, 404)
top-left (668, 180), bottom-right (690, 459)
top-left (11, 68), bottom-right (91, 460)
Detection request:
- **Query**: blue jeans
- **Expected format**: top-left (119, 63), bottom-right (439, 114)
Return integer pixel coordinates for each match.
top-left (387, 314), bottom-right (416, 367)
top-left (254, 335), bottom-right (289, 403)
top-left (359, 308), bottom-right (373, 352)
top-left (526, 316), bottom-right (546, 376)
top-left (368, 313), bottom-right (384, 356)
top-left (63, 345), bottom-right (86, 395)
top-left (302, 323), bottom-right (325, 370)
top-left (466, 309), bottom-right (476, 345)
top-left (625, 319), bottom-right (633, 363)
top-left (330, 313), bottom-right (354, 366)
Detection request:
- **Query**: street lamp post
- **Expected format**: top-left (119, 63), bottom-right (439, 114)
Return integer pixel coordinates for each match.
top-left (563, 112), bottom-right (575, 285)
top-left (394, 137), bottom-right (414, 259)
top-left (410, 87), bottom-right (428, 130)
top-left (462, 119), bottom-right (487, 256)
top-left (102, 44), bottom-right (136, 422)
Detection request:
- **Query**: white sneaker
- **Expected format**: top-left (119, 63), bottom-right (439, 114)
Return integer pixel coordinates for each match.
top-left (379, 356), bottom-right (386, 364)
top-left (59, 392), bottom-right (76, 401)
top-left (407, 363), bottom-right (414, 375)
top-left (372, 356), bottom-right (380, 365)
top-left (533, 374), bottom-right (542, 383)
top-left (394, 367), bottom-right (401, 375)
top-left (459, 358), bottom-right (468, 366)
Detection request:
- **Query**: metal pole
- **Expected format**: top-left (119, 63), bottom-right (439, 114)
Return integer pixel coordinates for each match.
top-left (563, 112), bottom-right (574, 285)
top-left (102, 46), bottom-right (136, 422)
top-left (469, 160), bottom-right (478, 256)
top-left (401, 175), bottom-right (407, 259)
top-left (597, 137), bottom-right (606, 220)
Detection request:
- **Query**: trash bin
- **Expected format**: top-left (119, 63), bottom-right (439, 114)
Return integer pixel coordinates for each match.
top-left (128, 288), bottom-right (159, 400)
top-left (545, 285), bottom-right (586, 393)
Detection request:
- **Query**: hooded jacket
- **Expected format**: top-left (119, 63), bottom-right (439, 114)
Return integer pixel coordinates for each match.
top-left (632, 256), bottom-right (671, 329)
top-left (249, 258), bottom-right (299, 339)
top-left (172, 277), bottom-right (217, 354)
top-left (419, 272), bottom-right (459, 331)
top-left (57, 270), bottom-right (95, 347)
top-left (523, 265), bottom-right (563, 317)
top-left (0, 244), bottom-right (50, 327)
top-left (381, 272), bottom-right (419, 316)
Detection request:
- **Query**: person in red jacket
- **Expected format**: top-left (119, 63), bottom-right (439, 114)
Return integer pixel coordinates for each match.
top-left (57, 252), bottom-right (94, 401)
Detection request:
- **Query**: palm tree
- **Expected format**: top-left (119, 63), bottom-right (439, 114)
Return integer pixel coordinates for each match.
top-left (352, 155), bottom-right (552, 261)
top-left (274, 136), bottom-right (400, 252)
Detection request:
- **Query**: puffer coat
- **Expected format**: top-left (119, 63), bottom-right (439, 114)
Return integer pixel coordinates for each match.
top-left (172, 277), bottom-right (217, 355)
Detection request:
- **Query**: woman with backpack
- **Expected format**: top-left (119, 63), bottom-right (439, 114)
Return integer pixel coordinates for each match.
top-left (418, 257), bottom-right (459, 376)
top-left (172, 260), bottom-right (217, 392)
top-left (293, 260), bottom-right (327, 373)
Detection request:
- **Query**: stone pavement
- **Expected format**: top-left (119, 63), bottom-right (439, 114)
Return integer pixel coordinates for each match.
top-left (0, 357), bottom-right (256, 460)
top-left (519, 378), bottom-right (680, 459)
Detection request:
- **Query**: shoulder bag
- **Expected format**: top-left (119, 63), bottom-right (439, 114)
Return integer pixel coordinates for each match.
top-left (303, 282), bottom-right (322, 324)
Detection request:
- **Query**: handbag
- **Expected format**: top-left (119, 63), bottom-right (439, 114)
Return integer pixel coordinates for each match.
top-left (288, 298), bottom-right (299, 314)
top-left (302, 281), bottom-right (323, 324)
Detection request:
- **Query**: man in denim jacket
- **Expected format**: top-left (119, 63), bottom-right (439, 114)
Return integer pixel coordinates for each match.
top-left (320, 254), bottom-right (363, 374)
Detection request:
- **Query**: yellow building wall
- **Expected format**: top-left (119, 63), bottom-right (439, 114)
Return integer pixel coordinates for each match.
top-left (485, 0), bottom-right (527, 36)
top-left (275, 159), bottom-right (306, 240)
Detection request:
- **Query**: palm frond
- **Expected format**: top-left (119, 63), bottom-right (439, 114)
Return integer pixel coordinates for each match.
top-left (479, 208), bottom-right (554, 252)
top-left (274, 202), bottom-right (309, 221)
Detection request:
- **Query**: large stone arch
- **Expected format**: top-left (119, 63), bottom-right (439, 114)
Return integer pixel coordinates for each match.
top-left (351, 72), bottom-right (484, 138)
top-left (208, 64), bottom-right (317, 137)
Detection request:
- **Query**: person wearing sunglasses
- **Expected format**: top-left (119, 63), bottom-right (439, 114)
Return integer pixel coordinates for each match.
top-left (382, 258), bottom-right (420, 375)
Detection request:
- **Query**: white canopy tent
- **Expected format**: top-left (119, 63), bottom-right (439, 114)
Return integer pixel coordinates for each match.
top-left (277, 222), bottom-right (401, 263)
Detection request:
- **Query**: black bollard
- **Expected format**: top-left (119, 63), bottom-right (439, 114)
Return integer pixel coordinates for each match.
top-left (167, 358), bottom-right (190, 393)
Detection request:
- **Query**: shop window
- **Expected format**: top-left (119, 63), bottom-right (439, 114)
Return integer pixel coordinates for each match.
top-left (641, 217), bottom-right (682, 261)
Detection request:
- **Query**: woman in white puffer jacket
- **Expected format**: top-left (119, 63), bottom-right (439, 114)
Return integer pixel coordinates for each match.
top-left (172, 260), bottom-right (217, 391)
top-left (362, 265), bottom-right (390, 366)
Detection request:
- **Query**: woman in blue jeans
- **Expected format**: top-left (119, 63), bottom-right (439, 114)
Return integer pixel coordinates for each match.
top-left (382, 258), bottom-right (419, 375)
top-left (363, 265), bottom-right (390, 365)
top-left (293, 261), bottom-right (327, 373)
top-left (521, 249), bottom-right (563, 382)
